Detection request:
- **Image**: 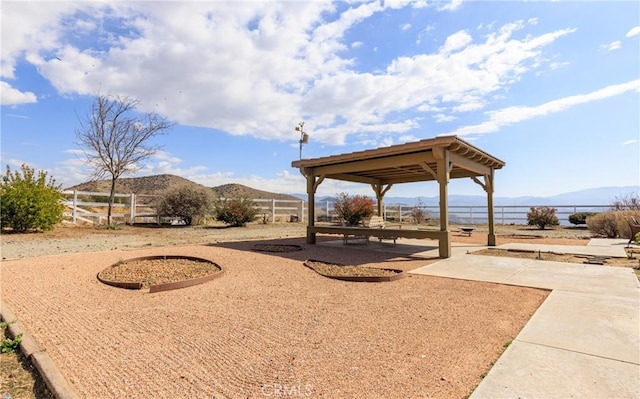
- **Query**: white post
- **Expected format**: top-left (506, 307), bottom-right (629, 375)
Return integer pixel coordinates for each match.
top-left (326, 200), bottom-right (329, 221)
top-left (72, 190), bottom-right (78, 224)
top-left (129, 193), bottom-right (135, 224)
top-left (300, 200), bottom-right (305, 223)
top-left (272, 199), bottom-right (276, 222)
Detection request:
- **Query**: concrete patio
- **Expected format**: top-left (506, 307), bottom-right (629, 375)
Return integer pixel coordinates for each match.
top-left (406, 238), bottom-right (640, 398)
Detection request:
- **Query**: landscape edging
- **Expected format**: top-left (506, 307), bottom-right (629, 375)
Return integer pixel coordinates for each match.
top-left (1, 299), bottom-right (81, 399)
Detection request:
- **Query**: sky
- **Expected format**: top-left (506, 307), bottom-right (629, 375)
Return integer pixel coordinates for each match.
top-left (1, 0), bottom-right (639, 199)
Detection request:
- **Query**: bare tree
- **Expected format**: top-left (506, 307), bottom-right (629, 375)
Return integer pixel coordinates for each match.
top-left (76, 93), bottom-right (173, 225)
top-left (610, 192), bottom-right (640, 211)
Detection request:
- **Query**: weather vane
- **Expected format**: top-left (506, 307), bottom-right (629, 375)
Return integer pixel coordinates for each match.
top-left (295, 121), bottom-right (309, 160)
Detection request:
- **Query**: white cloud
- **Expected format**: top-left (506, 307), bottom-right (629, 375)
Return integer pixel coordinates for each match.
top-left (440, 30), bottom-right (472, 53)
top-left (433, 113), bottom-right (457, 122)
top-left (626, 26), bottom-right (640, 38)
top-left (6, 113), bottom-right (30, 119)
top-left (452, 101), bottom-right (485, 113)
top-left (2, 2), bottom-right (577, 145)
top-left (438, 0), bottom-right (463, 12)
top-left (0, 158), bottom-right (33, 170)
top-left (0, 81), bottom-right (37, 105)
top-left (602, 40), bottom-right (621, 51)
top-left (623, 139), bottom-right (638, 146)
top-left (549, 61), bottom-right (570, 70)
top-left (400, 23), bottom-right (411, 31)
top-left (448, 79), bottom-right (640, 136)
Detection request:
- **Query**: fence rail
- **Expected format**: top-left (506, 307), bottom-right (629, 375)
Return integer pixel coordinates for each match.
top-left (61, 190), bottom-right (306, 225)
top-left (62, 190), bottom-right (610, 226)
top-left (316, 201), bottom-right (611, 226)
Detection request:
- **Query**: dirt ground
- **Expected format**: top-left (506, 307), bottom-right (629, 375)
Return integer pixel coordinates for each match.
top-left (0, 222), bottom-right (620, 398)
top-left (0, 222), bottom-right (593, 260)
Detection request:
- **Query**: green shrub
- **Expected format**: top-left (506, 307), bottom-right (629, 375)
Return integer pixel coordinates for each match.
top-left (586, 212), bottom-right (619, 238)
top-left (213, 197), bottom-right (259, 227)
top-left (568, 212), bottom-right (597, 226)
top-left (0, 164), bottom-right (64, 232)
top-left (1, 333), bottom-right (22, 354)
top-left (333, 193), bottom-right (375, 226)
top-left (635, 232), bottom-right (640, 245)
top-left (157, 186), bottom-right (211, 226)
top-left (526, 206), bottom-right (559, 230)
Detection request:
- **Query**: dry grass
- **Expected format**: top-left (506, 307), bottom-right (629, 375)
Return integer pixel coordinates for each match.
top-left (0, 328), bottom-right (53, 399)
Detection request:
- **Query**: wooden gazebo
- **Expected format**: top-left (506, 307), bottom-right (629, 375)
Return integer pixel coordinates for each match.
top-left (291, 135), bottom-right (505, 258)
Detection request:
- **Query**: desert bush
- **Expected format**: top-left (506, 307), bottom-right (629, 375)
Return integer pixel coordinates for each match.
top-left (0, 164), bottom-right (64, 232)
top-left (568, 212), bottom-right (597, 226)
top-left (213, 197), bottom-right (259, 227)
top-left (410, 199), bottom-right (429, 224)
top-left (526, 206), bottom-right (559, 230)
top-left (333, 193), bottom-right (375, 226)
top-left (157, 186), bottom-right (211, 226)
top-left (610, 192), bottom-right (640, 211)
top-left (614, 210), bottom-right (640, 239)
top-left (586, 212), bottom-right (619, 238)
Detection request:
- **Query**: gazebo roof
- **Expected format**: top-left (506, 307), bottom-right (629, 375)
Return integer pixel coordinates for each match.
top-left (291, 135), bottom-right (505, 185)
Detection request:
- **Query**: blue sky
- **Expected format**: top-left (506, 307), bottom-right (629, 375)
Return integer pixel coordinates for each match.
top-left (1, 0), bottom-right (639, 198)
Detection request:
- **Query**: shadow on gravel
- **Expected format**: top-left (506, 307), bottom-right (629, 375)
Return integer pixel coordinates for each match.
top-left (208, 236), bottom-right (440, 269)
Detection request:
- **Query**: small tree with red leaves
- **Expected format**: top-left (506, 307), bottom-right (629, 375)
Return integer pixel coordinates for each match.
top-left (333, 193), bottom-right (375, 226)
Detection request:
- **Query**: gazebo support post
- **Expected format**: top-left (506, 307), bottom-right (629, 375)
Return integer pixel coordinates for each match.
top-left (302, 169), bottom-right (325, 244)
top-left (472, 171), bottom-right (497, 246)
top-left (486, 171), bottom-right (496, 246)
top-left (371, 183), bottom-right (393, 217)
top-left (435, 149), bottom-right (452, 258)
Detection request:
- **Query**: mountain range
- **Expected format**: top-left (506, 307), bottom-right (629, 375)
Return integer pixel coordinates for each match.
top-left (65, 174), bottom-right (300, 201)
top-left (66, 174), bottom-right (637, 206)
top-left (300, 186), bottom-right (639, 206)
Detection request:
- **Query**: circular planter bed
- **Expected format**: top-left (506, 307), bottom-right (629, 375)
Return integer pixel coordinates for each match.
top-left (252, 244), bottom-right (303, 252)
top-left (303, 259), bottom-right (405, 282)
top-left (97, 255), bottom-right (223, 293)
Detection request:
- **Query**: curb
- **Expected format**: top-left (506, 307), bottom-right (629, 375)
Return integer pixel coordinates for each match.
top-left (1, 299), bottom-right (81, 399)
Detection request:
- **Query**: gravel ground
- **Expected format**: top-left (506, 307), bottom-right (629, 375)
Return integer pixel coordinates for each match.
top-left (0, 222), bottom-right (591, 260)
top-left (0, 223), bottom-right (586, 398)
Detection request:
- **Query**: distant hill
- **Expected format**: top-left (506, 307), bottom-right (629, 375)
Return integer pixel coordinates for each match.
top-left (304, 186), bottom-right (639, 206)
top-left (210, 183), bottom-right (299, 201)
top-left (65, 174), bottom-right (208, 195)
top-left (65, 174), bottom-right (300, 201)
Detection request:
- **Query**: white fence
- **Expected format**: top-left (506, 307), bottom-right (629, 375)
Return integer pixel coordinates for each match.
top-left (61, 190), bottom-right (306, 225)
top-left (62, 190), bottom-right (158, 225)
top-left (316, 201), bottom-right (611, 226)
top-left (62, 190), bottom-right (609, 226)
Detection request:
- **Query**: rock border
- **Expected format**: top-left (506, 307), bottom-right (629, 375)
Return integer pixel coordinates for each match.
top-left (97, 255), bottom-right (223, 293)
top-left (1, 300), bottom-right (80, 399)
top-left (303, 259), bottom-right (405, 282)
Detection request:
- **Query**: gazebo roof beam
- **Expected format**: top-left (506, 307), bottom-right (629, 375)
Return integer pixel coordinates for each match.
top-left (312, 152), bottom-right (436, 176)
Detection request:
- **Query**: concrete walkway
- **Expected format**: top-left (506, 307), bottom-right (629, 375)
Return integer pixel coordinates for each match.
top-left (409, 239), bottom-right (640, 398)
top-left (498, 242), bottom-right (629, 258)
